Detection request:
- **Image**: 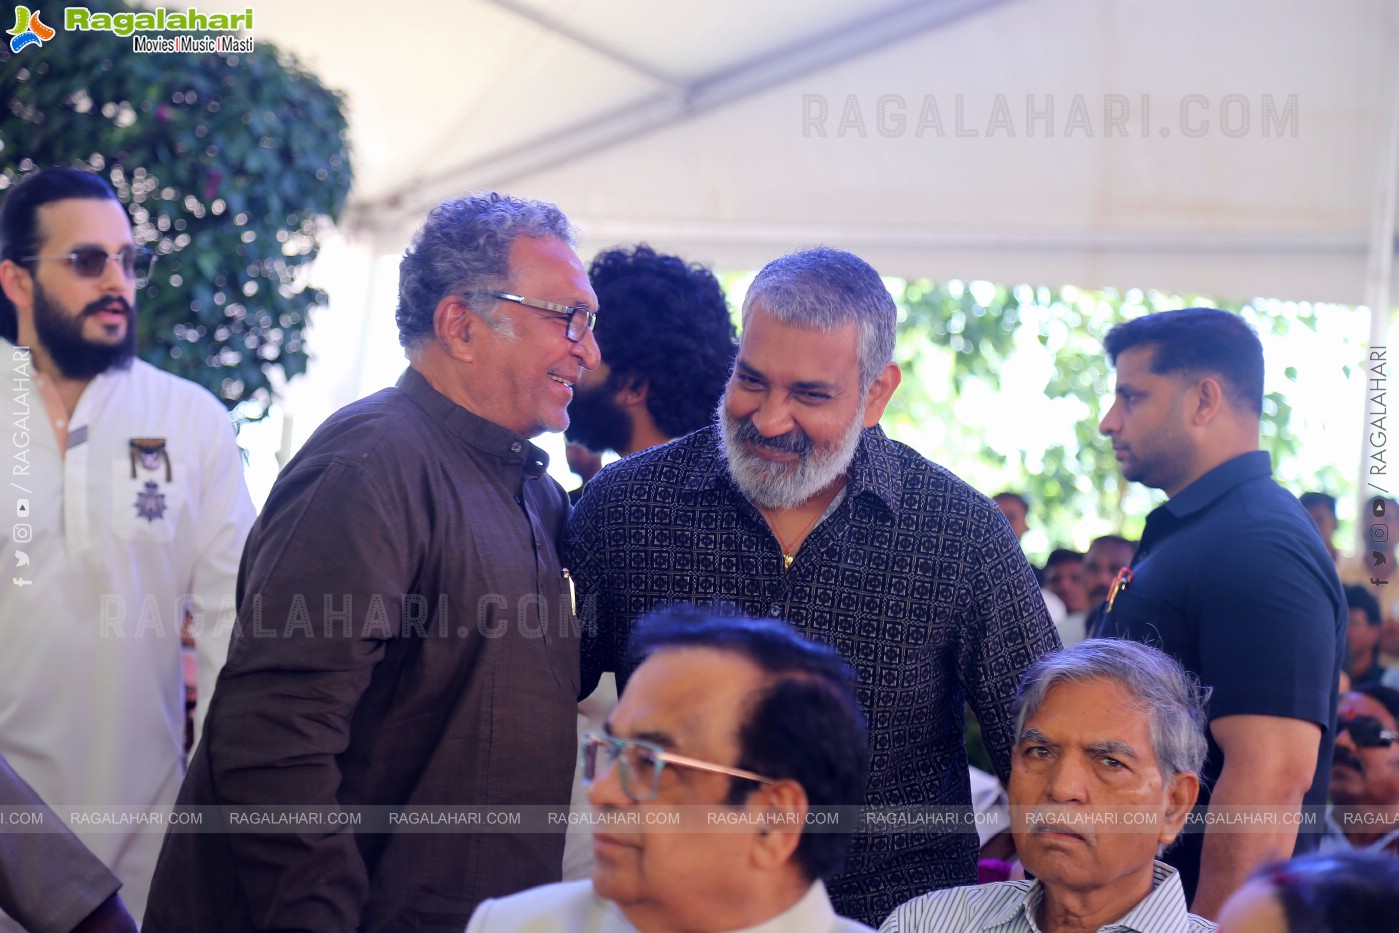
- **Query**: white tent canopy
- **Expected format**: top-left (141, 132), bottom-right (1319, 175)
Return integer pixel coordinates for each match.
top-left (157, 0), bottom-right (1399, 499)
top-left (189, 0), bottom-right (1399, 305)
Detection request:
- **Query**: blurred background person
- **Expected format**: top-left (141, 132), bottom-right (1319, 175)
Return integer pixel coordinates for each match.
top-left (1300, 491), bottom-right (1339, 563)
top-left (1343, 586), bottom-right (1389, 688)
top-left (1080, 534), bottom-right (1135, 638)
top-left (1215, 851), bottom-right (1399, 933)
top-left (1321, 685), bottom-right (1399, 857)
top-left (1042, 548), bottom-right (1088, 646)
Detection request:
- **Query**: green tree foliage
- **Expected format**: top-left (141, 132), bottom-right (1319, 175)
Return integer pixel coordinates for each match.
top-left (0, 0), bottom-right (351, 417)
top-left (885, 283), bottom-right (1341, 554)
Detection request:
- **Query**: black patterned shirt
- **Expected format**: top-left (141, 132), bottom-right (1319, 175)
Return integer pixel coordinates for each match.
top-left (565, 425), bottom-right (1059, 927)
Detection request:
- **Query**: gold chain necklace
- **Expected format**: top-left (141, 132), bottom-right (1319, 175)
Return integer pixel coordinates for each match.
top-left (761, 485), bottom-right (842, 570)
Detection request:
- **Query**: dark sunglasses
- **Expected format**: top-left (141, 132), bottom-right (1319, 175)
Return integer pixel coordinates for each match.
top-left (22, 247), bottom-right (155, 287)
top-left (1338, 715), bottom-right (1399, 748)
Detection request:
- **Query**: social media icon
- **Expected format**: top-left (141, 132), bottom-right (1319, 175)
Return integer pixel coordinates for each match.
top-left (11, 524), bottom-right (30, 543)
top-left (1375, 498), bottom-right (1388, 517)
top-left (13, 552), bottom-right (27, 567)
top-left (1374, 550), bottom-right (1389, 566)
top-left (1372, 524), bottom-right (1390, 543)
top-left (15, 499), bottom-right (27, 518)
top-left (1374, 577), bottom-right (1391, 586)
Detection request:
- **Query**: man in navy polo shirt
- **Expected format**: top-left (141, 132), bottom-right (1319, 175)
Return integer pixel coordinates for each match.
top-left (1097, 308), bottom-right (1344, 921)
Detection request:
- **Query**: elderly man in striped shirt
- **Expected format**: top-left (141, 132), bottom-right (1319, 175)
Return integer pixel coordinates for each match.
top-left (883, 640), bottom-right (1216, 933)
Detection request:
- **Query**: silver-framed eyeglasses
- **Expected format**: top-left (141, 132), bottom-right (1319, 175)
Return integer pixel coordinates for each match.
top-left (581, 733), bottom-right (775, 802)
top-left (490, 290), bottom-right (596, 342)
top-left (22, 247), bottom-right (155, 287)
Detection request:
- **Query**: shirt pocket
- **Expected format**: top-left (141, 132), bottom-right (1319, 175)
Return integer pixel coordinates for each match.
top-left (110, 456), bottom-right (186, 544)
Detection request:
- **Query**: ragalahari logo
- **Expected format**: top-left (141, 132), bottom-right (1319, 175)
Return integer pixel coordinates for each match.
top-left (8, 5), bottom-right (55, 52)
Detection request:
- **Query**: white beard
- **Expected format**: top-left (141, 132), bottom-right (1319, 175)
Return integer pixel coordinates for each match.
top-left (718, 397), bottom-right (865, 510)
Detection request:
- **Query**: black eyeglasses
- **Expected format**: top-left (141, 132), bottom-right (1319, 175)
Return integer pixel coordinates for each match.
top-left (1338, 716), bottom-right (1399, 748)
top-left (490, 291), bottom-right (596, 342)
top-left (580, 733), bottom-right (774, 802)
top-left (21, 247), bottom-right (156, 287)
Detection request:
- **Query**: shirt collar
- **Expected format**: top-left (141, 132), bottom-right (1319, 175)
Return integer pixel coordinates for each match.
top-left (982, 862), bottom-right (1190, 932)
top-left (397, 367), bottom-right (550, 477)
top-left (683, 424), bottom-right (902, 517)
top-left (722, 881), bottom-right (841, 933)
top-left (1108, 862), bottom-right (1190, 932)
top-left (1162, 450), bottom-right (1271, 519)
top-left (981, 875), bottom-right (1043, 929)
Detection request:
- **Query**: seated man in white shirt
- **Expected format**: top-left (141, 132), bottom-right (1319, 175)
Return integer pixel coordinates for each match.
top-left (466, 608), bottom-right (874, 933)
top-left (883, 640), bottom-right (1214, 933)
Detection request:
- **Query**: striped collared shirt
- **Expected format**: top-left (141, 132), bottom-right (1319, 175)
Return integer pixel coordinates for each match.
top-left (879, 862), bottom-right (1216, 933)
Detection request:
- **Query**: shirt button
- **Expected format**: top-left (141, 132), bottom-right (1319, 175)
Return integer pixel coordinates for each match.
top-left (510, 442), bottom-right (522, 453)
top-left (55, 419), bottom-right (66, 428)
top-left (770, 605), bottom-right (782, 617)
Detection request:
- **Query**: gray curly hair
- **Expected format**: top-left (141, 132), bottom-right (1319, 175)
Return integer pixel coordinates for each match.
top-left (395, 192), bottom-right (575, 348)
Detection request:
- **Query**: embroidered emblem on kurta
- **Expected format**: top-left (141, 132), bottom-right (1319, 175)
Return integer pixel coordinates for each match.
top-left (129, 438), bottom-right (172, 481)
top-left (134, 481), bottom-right (167, 522)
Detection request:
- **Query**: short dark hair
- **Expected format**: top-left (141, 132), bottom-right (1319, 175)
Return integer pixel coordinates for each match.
top-left (1300, 492), bottom-right (1337, 517)
top-left (1253, 850), bottom-right (1399, 933)
top-left (993, 491), bottom-right (1030, 514)
top-left (586, 244), bottom-right (736, 439)
top-left (1344, 585), bottom-right (1382, 627)
top-left (630, 606), bottom-right (868, 882)
top-left (0, 166), bottom-right (121, 341)
top-left (395, 192), bottom-right (574, 349)
top-left (1044, 548), bottom-right (1084, 570)
top-left (1088, 534), bottom-right (1135, 553)
top-left (1103, 308), bottom-right (1264, 415)
top-left (1351, 683), bottom-right (1399, 724)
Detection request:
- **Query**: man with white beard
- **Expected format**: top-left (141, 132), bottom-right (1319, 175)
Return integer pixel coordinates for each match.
top-left (565, 246), bottom-right (1059, 927)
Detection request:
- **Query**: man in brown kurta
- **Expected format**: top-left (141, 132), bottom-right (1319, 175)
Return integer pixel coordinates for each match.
top-left (144, 193), bottom-right (601, 932)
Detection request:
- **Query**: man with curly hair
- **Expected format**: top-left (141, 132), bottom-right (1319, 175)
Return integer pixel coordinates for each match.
top-left (566, 244), bottom-right (737, 460)
top-left (561, 245), bottom-right (738, 877)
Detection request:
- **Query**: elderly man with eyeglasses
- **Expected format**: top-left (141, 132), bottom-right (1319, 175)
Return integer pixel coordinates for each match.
top-left (466, 607), bottom-right (874, 933)
top-left (145, 193), bottom-right (601, 931)
top-left (0, 166), bottom-right (254, 927)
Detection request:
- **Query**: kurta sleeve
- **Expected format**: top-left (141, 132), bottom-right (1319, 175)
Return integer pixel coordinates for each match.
top-left (204, 456), bottom-right (412, 931)
top-left (0, 752), bottom-right (122, 933)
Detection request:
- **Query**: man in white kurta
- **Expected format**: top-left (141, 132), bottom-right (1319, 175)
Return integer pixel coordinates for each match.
top-left (468, 610), bottom-right (874, 933)
top-left (0, 166), bottom-right (253, 926)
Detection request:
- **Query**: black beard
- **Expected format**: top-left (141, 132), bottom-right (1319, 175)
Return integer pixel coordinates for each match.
top-left (32, 283), bottom-right (136, 380)
top-left (565, 381), bottom-right (633, 455)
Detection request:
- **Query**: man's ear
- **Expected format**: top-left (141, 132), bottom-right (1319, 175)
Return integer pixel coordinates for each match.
top-left (1159, 770), bottom-right (1199, 848)
top-left (750, 779), bottom-right (806, 871)
top-left (861, 362), bottom-right (901, 428)
top-left (432, 295), bottom-right (477, 362)
top-left (1188, 376), bottom-right (1228, 426)
top-left (617, 377), bottom-right (648, 407)
top-left (0, 260), bottom-right (34, 313)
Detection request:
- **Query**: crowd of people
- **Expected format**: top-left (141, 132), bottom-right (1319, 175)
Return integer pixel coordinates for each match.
top-left (0, 166), bottom-right (1393, 932)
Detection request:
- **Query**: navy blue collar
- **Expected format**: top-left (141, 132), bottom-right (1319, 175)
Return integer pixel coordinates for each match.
top-left (1163, 450), bottom-right (1272, 518)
